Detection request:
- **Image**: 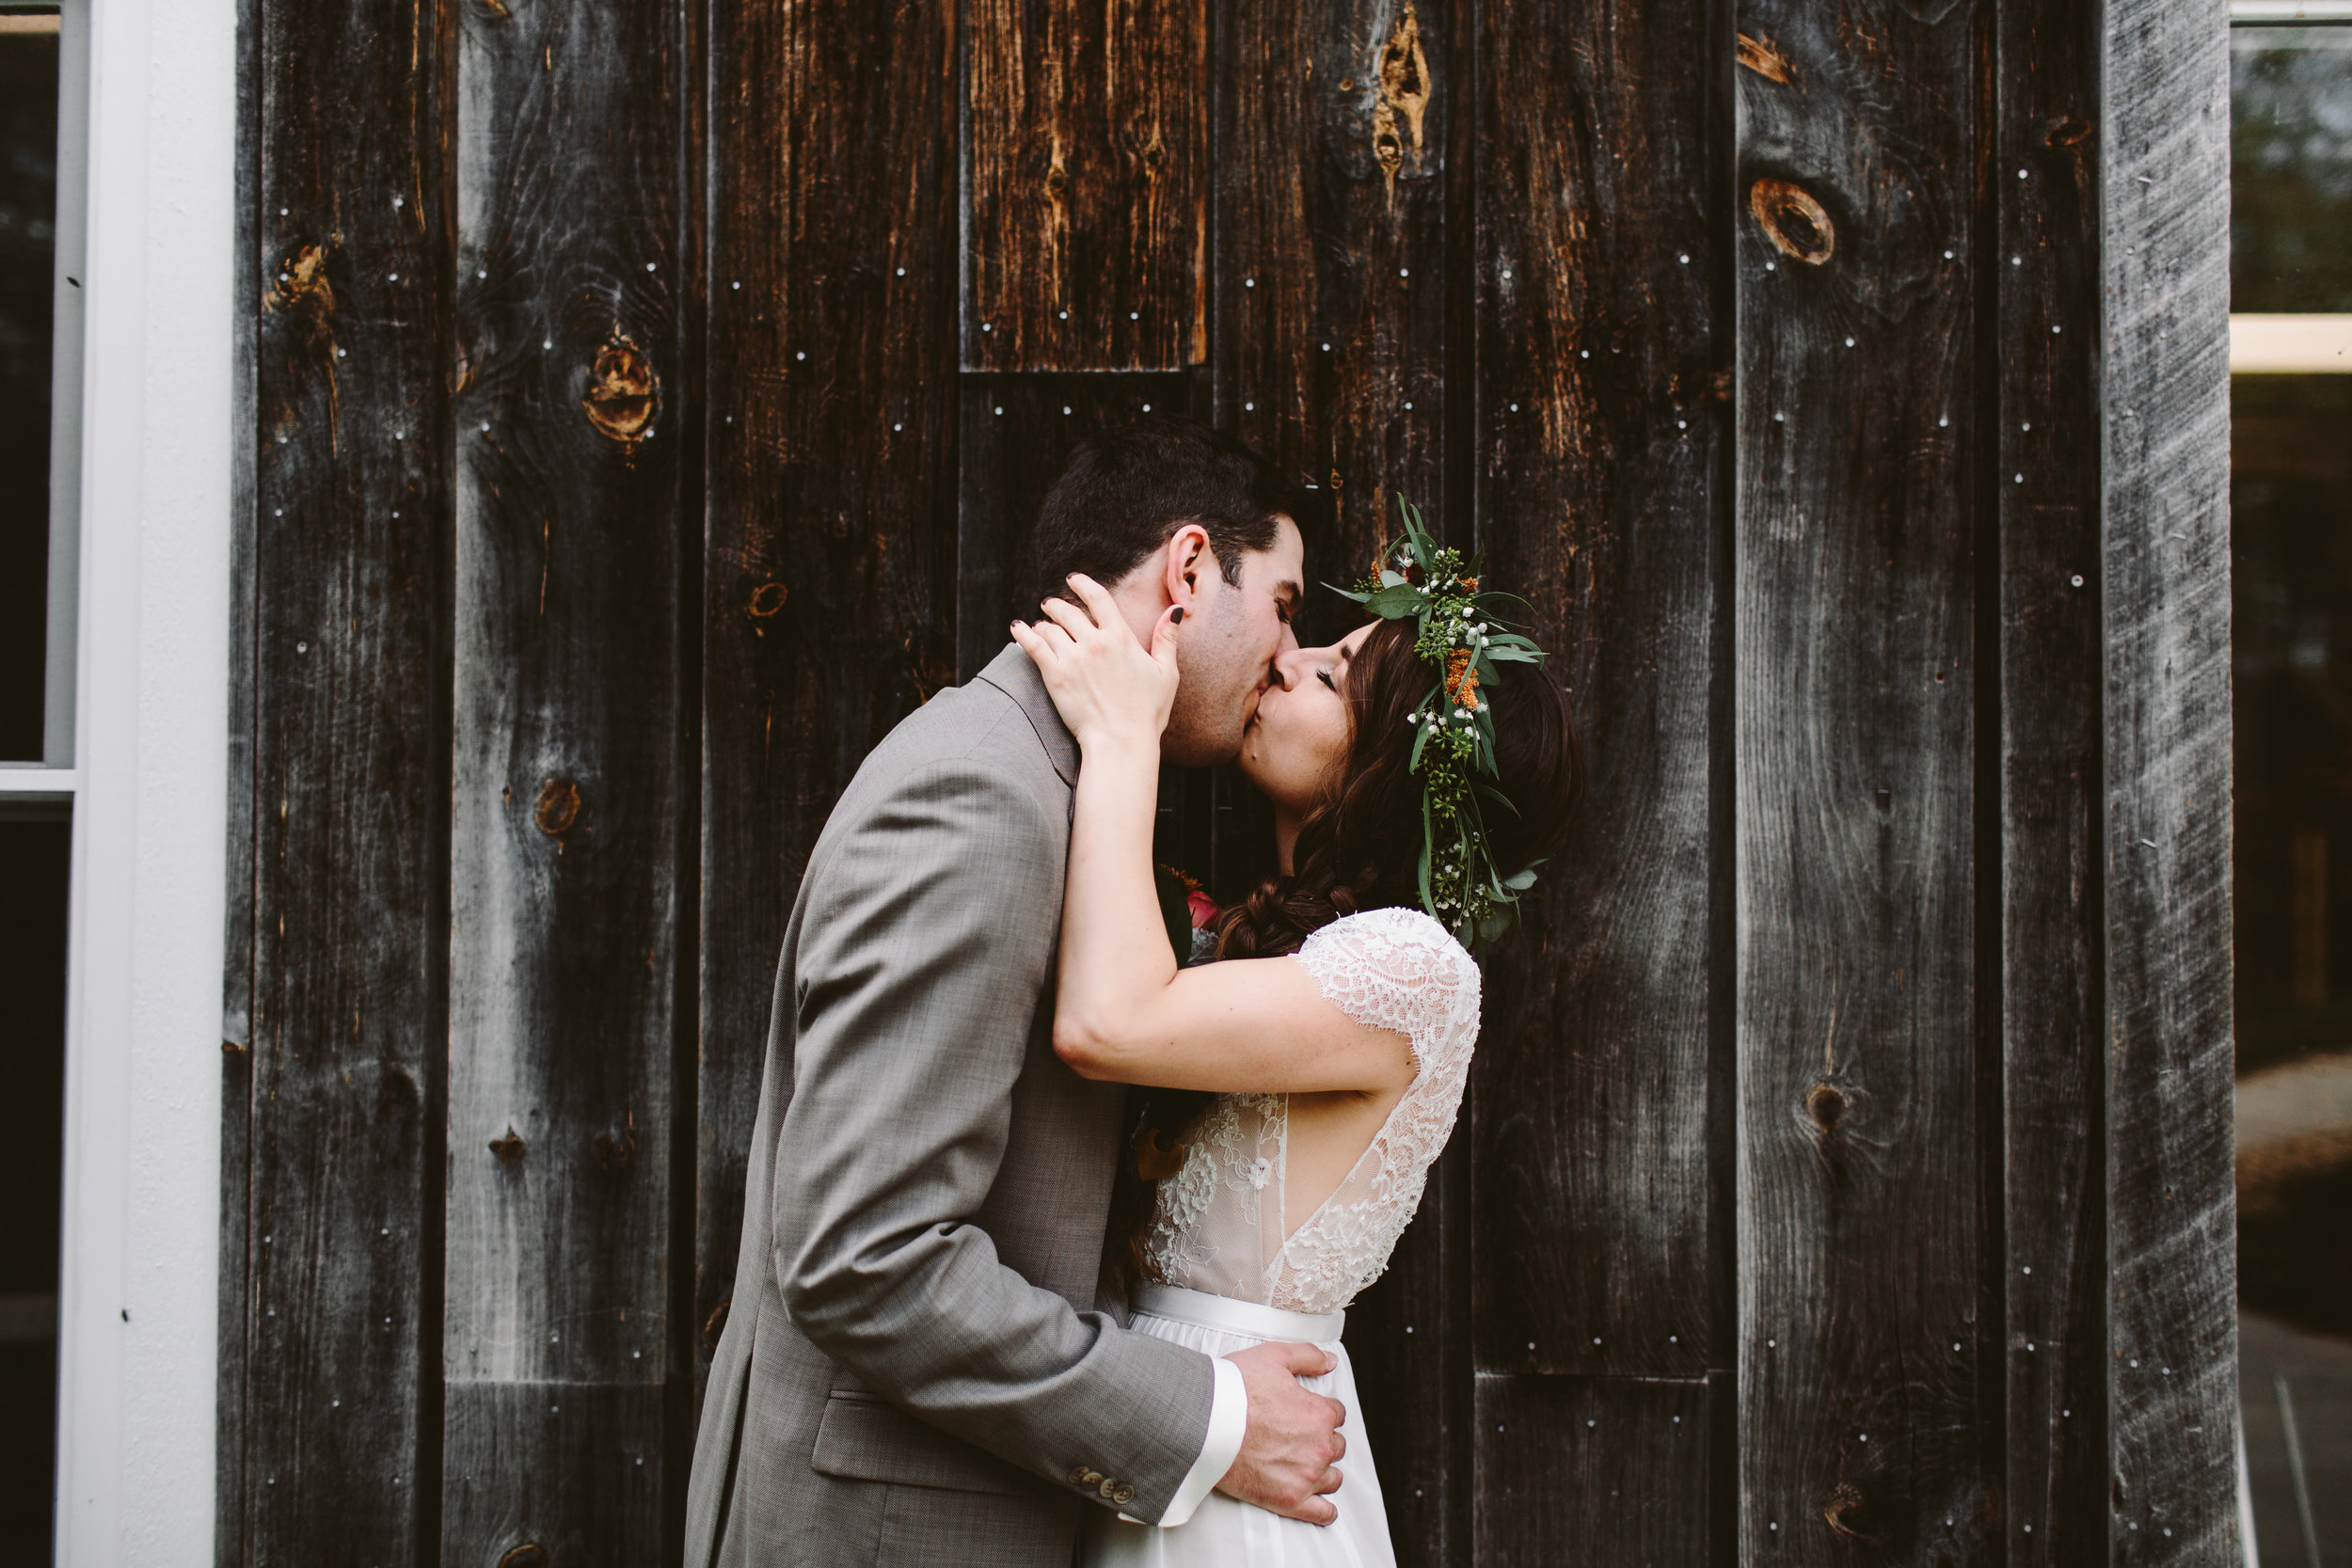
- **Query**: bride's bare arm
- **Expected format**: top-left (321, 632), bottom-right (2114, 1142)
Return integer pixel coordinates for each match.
top-left (1011, 577), bottom-right (1412, 1096)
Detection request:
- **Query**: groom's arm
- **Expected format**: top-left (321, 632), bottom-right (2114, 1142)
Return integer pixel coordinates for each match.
top-left (772, 751), bottom-right (1229, 1523)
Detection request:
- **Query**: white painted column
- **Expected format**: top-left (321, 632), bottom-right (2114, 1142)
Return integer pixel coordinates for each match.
top-left (54, 0), bottom-right (235, 1560)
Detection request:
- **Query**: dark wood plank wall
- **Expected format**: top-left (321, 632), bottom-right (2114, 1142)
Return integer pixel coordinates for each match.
top-left (1735, 0), bottom-right (1985, 1558)
top-left (223, 0), bottom-right (2241, 1562)
top-left (1996, 0), bottom-right (2110, 1560)
top-left (439, 0), bottom-right (694, 1558)
top-left (697, 0), bottom-right (961, 1417)
top-left (1470, 0), bottom-right (1720, 1560)
top-left (239, 0), bottom-right (455, 1560)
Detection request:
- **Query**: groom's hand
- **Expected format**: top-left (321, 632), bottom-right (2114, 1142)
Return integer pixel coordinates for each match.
top-left (1215, 1341), bottom-right (1347, 1526)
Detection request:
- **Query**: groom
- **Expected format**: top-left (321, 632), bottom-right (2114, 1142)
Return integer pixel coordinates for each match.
top-left (684, 416), bottom-right (1349, 1567)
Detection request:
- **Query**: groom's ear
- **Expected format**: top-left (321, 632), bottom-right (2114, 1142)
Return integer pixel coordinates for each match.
top-left (1161, 523), bottom-right (1213, 611)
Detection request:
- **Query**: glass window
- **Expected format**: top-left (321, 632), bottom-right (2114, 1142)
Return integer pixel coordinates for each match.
top-left (0, 11), bottom-right (57, 765)
top-left (2232, 13), bottom-right (2352, 1564)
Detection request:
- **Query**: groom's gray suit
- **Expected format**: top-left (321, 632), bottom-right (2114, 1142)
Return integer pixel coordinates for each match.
top-left (684, 643), bottom-right (1216, 1567)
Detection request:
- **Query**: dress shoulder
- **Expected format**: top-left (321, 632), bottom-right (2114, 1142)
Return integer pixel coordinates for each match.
top-left (1293, 906), bottom-right (1481, 1057)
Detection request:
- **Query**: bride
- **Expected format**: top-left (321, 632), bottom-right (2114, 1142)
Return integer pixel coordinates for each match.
top-left (1011, 515), bottom-right (1581, 1568)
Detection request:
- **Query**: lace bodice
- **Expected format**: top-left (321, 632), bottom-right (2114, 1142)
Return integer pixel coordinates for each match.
top-left (1138, 907), bottom-right (1482, 1315)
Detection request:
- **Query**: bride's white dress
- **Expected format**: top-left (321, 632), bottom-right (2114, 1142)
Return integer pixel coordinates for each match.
top-left (1086, 907), bottom-right (1482, 1568)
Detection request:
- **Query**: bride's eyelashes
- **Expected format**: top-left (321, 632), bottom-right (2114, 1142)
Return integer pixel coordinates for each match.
top-left (1317, 668), bottom-right (1337, 691)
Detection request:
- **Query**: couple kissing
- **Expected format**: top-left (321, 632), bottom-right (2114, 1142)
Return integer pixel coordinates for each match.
top-left (685, 415), bottom-right (1581, 1568)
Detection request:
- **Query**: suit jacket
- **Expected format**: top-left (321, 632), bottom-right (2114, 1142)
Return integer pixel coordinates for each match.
top-left (683, 643), bottom-right (1216, 1568)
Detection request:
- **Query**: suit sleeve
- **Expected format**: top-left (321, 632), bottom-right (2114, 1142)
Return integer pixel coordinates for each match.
top-left (773, 753), bottom-right (1219, 1520)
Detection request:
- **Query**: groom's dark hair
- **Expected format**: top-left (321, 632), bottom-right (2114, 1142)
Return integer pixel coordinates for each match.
top-left (1033, 413), bottom-right (1318, 593)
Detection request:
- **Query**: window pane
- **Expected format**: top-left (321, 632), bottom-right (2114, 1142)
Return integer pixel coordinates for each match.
top-left (0, 17), bottom-right (56, 762)
top-left (0, 811), bottom-right (67, 1559)
top-left (2233, 23), bottom-right (2352, 1567)
top-left (2233, 25), bottom-right (2352, 312)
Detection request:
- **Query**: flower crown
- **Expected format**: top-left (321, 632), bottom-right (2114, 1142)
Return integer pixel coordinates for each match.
top-left (1333, 499), bottom-right (1549, 948)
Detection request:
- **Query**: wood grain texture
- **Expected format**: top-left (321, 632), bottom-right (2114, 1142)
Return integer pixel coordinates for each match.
top-left (698, 0), bottom-right (959, 1398)
top-left (441, 0), bottom-right (691, 1560)
top-left (1471, 0), bottom-right (1720, 1386)
top-left (2099, 0), bottom-right (2239, 1559)
top-left (964, 0), bottom-right (1208, 371)
top-left (243, 0), bottom-right (455, 1556)
top-left (1215, 0), bottom-right (1447, 622)
top-left (1995, 1), bottom-right (2109, 1561)
top-left (1472, 1374), bottom-right (1709, 1567)
top-left (1733, 0), bottom-right (1983, 1560)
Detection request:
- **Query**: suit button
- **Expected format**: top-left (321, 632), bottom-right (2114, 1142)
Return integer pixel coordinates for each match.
top-left (1097, 1478), bottom-right (1119, 1499)
top-left (1068, 1465), bottom-right (1093, 1487)
top-left (1112, 1485), bottom-right (1136, 1505)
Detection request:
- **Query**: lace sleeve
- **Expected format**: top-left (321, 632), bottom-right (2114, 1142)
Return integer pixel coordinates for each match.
top-left (1293, 907), bottom-right (1482, 1082)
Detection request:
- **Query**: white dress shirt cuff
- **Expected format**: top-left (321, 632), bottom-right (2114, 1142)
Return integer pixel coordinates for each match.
top-left (1132, 1352), bottom-right (1248, 1528)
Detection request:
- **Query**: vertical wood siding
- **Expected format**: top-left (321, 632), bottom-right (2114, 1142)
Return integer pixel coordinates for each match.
top-left (439, 0), bottom-right (693, 1558)
top-left (226, 0), bottom-right (2240, 1561)
top-left (2101, 0), bottom-right (2240, 1560)
top-left (1997, 0), bottom-right (2111, 1560)
top-left (1733, 0), bottom-right (1985, 1558)
top-left (242, 0), bottom-right (455, 1557)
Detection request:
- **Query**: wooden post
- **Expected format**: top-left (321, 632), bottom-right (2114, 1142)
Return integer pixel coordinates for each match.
top-left (2101, 0), bottom-right (2239, 1560)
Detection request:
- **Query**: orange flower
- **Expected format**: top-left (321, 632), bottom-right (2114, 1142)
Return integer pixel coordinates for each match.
top-left (1447, 649), bottom-right (1479, 708)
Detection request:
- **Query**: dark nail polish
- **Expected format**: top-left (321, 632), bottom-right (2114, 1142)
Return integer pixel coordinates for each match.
top-left (1171, 608), bottom-right (1185, 625)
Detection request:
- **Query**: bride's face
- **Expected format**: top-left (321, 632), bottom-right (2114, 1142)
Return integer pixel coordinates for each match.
top-left (1238, 622), bottom-right (1375, 815)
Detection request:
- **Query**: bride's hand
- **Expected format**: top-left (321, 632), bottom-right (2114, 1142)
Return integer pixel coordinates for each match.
top-left (1009, 573), bottom-right (1179, 752)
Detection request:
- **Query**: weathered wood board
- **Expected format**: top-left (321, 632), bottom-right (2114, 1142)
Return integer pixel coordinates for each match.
top-left (1997, 0), bottom-right (2112, 1560)
top-left (1470, 0), bottom-right (1720, 1386)
top-left (440, 0), bottom-right (691, 1560)
top-left (1733, 0), bottom-right (1985, 1559)
top-left (1472, 1374), bottom-right (1710, 1566)
top-left (2101, 0), bottom-right (2240, 1559)
top-left (239, 0), bottom-right (455, 1559)
top-left (1214, 0), bottom-right (1449, 622)
top-left (964, 0), bottom-right (1209, 372)
top-left (696, 0), bottom-right (960, 1400)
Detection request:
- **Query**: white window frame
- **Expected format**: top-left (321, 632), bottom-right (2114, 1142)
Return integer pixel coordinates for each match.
top-left (24, 0), bottom-right (237, 1561)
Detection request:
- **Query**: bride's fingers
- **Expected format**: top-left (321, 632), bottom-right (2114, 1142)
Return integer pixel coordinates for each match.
top-left (1035, 594), bottom-right (1096, 641)
top-left (1066, 572), bottom-right (1122, 631)
top-left (1009, 620), bottom-right (1049, 664)
top-left (1009, 618), bottom-right (1073, 663)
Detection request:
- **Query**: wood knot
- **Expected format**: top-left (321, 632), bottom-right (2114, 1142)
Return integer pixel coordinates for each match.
top-left (580, 331), bottom-right (658, 445)
top-left (532, 778), bottom-right (581, 838)
top-left (1736, 32), bottom-right (1791, 83)
top-left (489, 1125), bottom-right (526, 1163)
top-left (594, 1119), bottom-right (636, 1174)
top-left (1750, 178), bottom-right (1835, 265)
top-left (498, 1545), bottom-right (548, 1568)
top-left (2046, 116), bottom-right (2092, 148)
top-left (704, 1294), bottom-right (732, 1351)
top-left (267, 242), bottom-right (335, 317)
top-left (748, 581), bottom-right (788, 618)
top-left (1045, 163), bottom-right (1069, 196)
top-left (1823, 1481), bottom-right (1871, 1539)
top-left (1370, 6), bottom-right (1428, 194)
top-left (1806, 1082), bottom-right (1848, 1132)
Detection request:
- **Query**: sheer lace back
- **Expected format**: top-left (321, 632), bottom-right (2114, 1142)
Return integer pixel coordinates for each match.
top-left (1139, 907), bottom-right (1482, 1315)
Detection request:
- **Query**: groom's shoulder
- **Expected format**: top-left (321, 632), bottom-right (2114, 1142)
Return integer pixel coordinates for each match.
top-left (848, 657), bottom-right (1064, 800)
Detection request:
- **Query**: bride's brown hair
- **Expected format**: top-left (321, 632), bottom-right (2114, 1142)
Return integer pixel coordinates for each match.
top-left (1106, 615), bottom-right (1584, 1287)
